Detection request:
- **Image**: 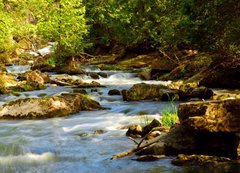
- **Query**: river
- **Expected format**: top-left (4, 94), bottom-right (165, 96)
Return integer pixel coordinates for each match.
top-left (0, 65), bottom-right (238, 173)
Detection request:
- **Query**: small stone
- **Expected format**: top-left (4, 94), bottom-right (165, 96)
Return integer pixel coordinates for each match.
top-left (98, 72), bottom-right (108, 78)
top-left (108, 89), bottom-right (121, 95)
top-left (90, 73), bottom-right (100, 79)
top-left (126, 124), bottom-right (143, 138)
top-left (142, 119), bottom-right (162, 136)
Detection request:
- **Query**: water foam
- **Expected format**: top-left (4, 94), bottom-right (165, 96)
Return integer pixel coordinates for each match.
top-left (0, 152), bottom-right (55, 165)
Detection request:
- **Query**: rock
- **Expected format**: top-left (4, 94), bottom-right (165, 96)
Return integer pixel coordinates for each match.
top-left (0, 93), bottom-right (103, 119)
top-left (76, 129), bottom-right (105, 137)
top-left (137, 124), bottom-right (239, 159)
top-left (142, 119), bottom-right (162, 136)
top-left (88, 55), bottom-right (117, 65)
top-left (198, 57), bottom-right (240, 88)
top-left (122, 83), bottom-right (214, 102)
top-left (51, 76), bottom-right (103, 88)
top-left (57, 66), bottom-right (85, 75)
top-left (98, 72), bottom-right (108, 78)
top-left (31, 63), bottom-right (56, 72)
top-left (22, 70), bottom-right (50, 85)
top-left (118, 52), bottom-right (178, 70)
top-left (122, 83), bottom-right (178, 101)
top-left (91, 89), bottom-right (98, 92)
top-left (0, 73), bottom-right (18, 94)
top-left (108, 89), bottom-right (121, 95)
top-left (133, 155), bottom-right (166, 162)
top-left (138, 68), bottom-right (151, 80)
top-left (179, 86), bottom-right (214, 100)
top-left (126, 124), bottom-right (143, 138)
top-left (72, 89), bottom-right (87, 94)
top-left (178, 99), bottom-right (240, 133)
top-left (172, 154), bottom-right (232, 166)
top-left (90, 73), bottom-right (100, 79)
top-left (159, 53), bottom-right (213, 81)
top-left (93, 130), bottom-right (105, 135)
top-left (138, 68), bottom-right (171, 80)
top-left (135, 125), bottom-right (194, 155)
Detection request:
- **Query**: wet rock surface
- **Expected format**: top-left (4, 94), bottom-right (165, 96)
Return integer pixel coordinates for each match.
top-left (0, 93), bottom-right (103, 119)
top-left (122, 83), bottom-right (213, 101)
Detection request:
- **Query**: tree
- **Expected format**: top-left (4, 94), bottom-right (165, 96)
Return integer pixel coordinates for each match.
top-left (37, 0), bottom-right (89, 57)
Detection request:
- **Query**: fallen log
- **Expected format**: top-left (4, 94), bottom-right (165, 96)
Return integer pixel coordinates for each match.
top-left (110, 135), bottom-right (164, 160)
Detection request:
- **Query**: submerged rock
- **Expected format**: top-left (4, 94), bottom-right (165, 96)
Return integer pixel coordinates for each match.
top-left (0, 93), bottom-right (103, 119)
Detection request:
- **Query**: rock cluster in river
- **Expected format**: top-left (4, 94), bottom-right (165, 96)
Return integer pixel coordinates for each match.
top-left (135, 98), bottom-right (240, 162)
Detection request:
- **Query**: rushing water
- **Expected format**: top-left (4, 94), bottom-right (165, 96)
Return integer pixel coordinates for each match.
top-left (0, 66), bottom-right (238, 173)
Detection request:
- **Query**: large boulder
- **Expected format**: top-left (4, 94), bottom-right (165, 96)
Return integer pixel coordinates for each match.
top-left (198, 57), bottom-right (240, 88)
top-left (122, 83), bottom-right (179, 101)
top-left (0, 93), bottom-right (103, 119)
top-left (178, 99), bottom-right (240, 132)
top-left (122, 83), bottom-right (213, 101)
top-left (137, 125), bottom-right (239, 159)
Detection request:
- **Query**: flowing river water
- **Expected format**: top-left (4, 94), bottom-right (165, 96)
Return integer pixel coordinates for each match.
top-left (0, 65), bottom-right (238, 173)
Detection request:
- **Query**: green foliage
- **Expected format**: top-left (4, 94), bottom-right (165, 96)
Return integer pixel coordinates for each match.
top-left (161, 100), bottom-right (178, 127)
top-left (46, 57), bottom-right (56, 66)
top-left (161, 109), bottom-right (178, 127)
top-left (0, 0), bottom-right (239, 58)
top-left (37, 0), bottom-right (89, 57)
top-left (0, 7), bottom-right (14, 52)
